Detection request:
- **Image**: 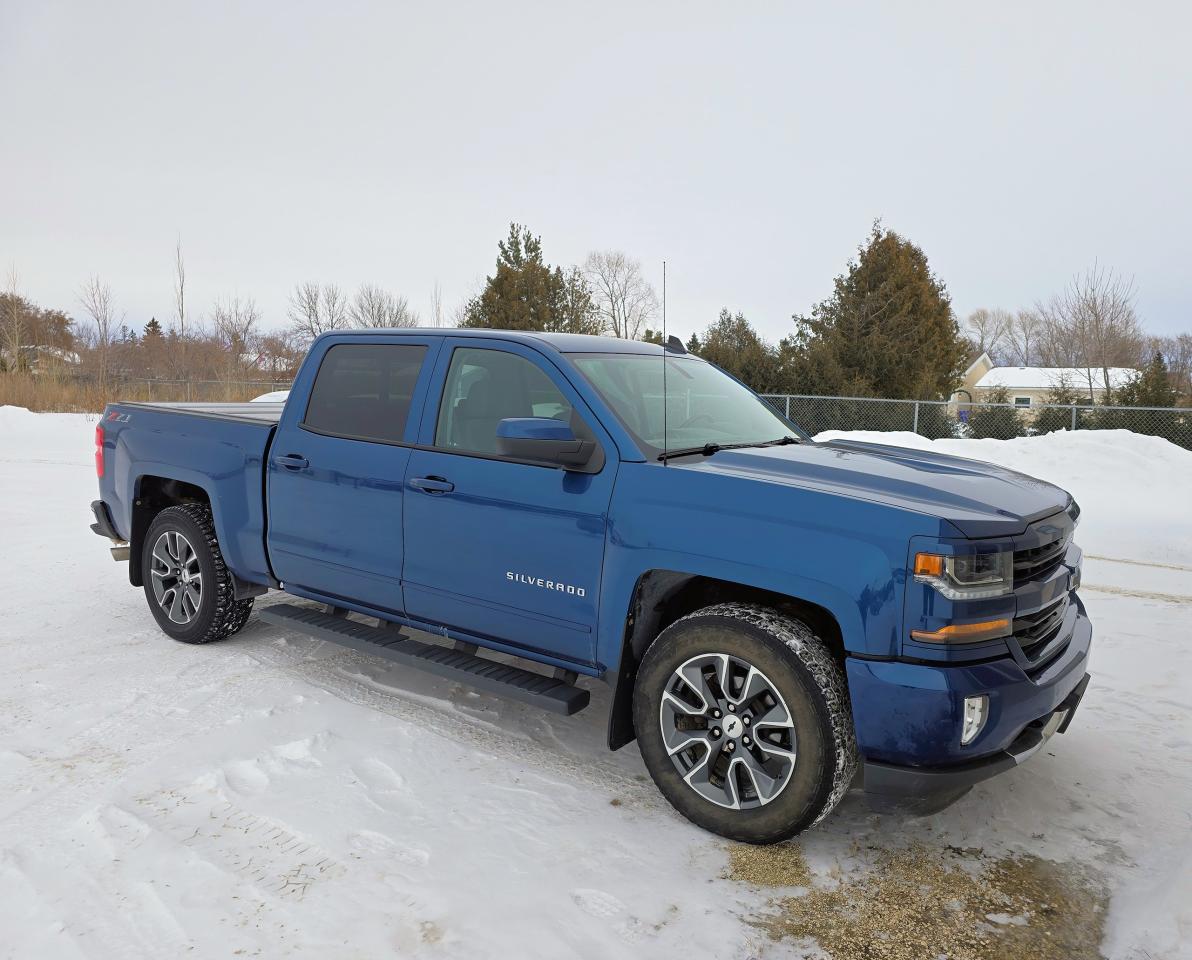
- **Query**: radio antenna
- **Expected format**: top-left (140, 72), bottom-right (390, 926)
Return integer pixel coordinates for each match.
top-left (661, 260), bottom-right (667, 466)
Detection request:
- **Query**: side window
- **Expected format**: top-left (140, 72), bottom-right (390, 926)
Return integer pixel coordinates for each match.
top-left (435, 347), bottom-right (573, 455)
top-left (303, 343), bottom-right (428, 443)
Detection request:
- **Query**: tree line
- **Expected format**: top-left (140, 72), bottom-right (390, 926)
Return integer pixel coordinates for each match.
top-left (3, 221), bottom-right (1189, 410)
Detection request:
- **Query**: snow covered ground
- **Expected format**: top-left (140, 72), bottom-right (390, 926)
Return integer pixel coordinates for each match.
top-left (1, 408), bottom-right (1189, 959)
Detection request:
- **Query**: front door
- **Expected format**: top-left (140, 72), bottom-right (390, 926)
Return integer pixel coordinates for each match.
top-left (266, 336), bottom-right (441, 613)
top-left (401, 340), bottom-right (617, 666)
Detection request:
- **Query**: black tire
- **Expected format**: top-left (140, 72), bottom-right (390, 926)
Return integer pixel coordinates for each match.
top-left (141, 503), bottom-right (254, 644)
top-left (633, 602), bottom-right (857, 844)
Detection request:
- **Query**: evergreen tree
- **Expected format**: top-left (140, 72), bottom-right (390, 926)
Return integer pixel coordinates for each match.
top-left (143, 317), bottom-right (164, 339)
top-left (966, 386), bottom-right (1025, 439)
top-left (786, 222), bottom-right (967, 399)
top-left (1116, 352), bottom-right (1177, 408)
top-left (553, 265), bottom-right (602, 334)
top-left (1092, 352), bottom-right (1186, 443)
top-left (1032, 375), bottom-right (1089, 434)
top-left (461, 223), bottom-right (599, 333)
top-left (695, 309), bottom-right (784, 392)
top-left (641, 329), bottom-right (664, 345)
top-left (685, 333), bottom-right (702, 354)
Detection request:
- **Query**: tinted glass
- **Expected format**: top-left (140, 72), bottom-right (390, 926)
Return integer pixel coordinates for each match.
top-left (435, 347), bottom-right (572, 455)
top-left (570, 353), bottom-right (798, 455)
top-left (303, 343), bottom-right (427, 443)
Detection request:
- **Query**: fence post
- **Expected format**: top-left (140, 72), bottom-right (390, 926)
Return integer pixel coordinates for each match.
top-left (1070, 404), bottom-right (1077, 431)
top-left (187, 380), bottom-right (192, 402)
top-left (912, 401), bottom-right (920, 435)
top-left (785, 396), bottom-right (791, 419)
top-left (147, 380), bottom-right (152, 400)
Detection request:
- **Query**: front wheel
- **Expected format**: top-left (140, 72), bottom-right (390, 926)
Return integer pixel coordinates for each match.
top-left (142, 503), bottom-right (254, 644)
top-left (633, 603), bottom-right (857, 843)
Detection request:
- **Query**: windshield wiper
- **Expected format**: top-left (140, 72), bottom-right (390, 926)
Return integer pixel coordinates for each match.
top-left (657, 436), bottom-right (799, 462)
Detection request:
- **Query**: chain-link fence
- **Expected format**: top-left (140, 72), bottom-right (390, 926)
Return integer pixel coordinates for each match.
top-left (760, 394), bottom-right (1192, 451)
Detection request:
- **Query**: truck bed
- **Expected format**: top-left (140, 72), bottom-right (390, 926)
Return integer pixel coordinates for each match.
top-left (116, 401), bottom-right (285, 425)
top-left (100, 400), bottom-right (283, 585)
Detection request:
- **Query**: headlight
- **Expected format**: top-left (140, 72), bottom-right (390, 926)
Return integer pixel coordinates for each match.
top-left (914, 550), bottom-right (1013, 600)
top-left (1066, 497), bottom-right (1081, 528)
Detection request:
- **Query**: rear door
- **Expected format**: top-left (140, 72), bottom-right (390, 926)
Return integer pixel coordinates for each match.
top-left (401, 338), bottom-right (618, 666)
top-left (266, 335), bottom-right (441, 613)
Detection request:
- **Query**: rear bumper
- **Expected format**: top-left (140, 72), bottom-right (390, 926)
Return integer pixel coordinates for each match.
top-left (90, 499), bottom-right (124, 541)
top-left (860, 673), bottom-right (1090, 812)
top-left (91, 500), bottom-right (130, 561)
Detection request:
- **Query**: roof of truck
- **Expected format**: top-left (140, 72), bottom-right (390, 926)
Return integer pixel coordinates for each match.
top-left (328, 328), bottom-right (673, 355)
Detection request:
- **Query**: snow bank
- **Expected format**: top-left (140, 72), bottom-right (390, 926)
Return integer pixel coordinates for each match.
top-left (3, 408), bottom-right (1190, 958)
top-left (0, 405), bottom-right (96, 466)
top-left (816, 428), bottom-right (1192, 566)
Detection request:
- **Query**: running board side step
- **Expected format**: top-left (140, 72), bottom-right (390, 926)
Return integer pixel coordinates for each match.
top-left (258, 603), bottom-right (590, 716)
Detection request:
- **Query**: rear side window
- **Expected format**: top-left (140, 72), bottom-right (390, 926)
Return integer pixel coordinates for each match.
top-left (303, 344), bottom-right (427, 443)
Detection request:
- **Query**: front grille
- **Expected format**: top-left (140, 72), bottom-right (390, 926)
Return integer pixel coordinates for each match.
top-left (1013, 593), bottom-right (1069, 659)
top-left (1014, 535), bottom-right (1069, 582)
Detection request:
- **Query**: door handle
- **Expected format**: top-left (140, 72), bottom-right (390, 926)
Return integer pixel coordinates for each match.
top-left (409, 476), bottom-right (454, 494)
top-left (274, 454), bottom-right (309, 470)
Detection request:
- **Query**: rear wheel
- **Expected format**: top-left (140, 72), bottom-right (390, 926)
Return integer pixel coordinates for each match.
top-left (142, 503), bottom-right (254, 644)
top-left (633, 602), bottom-right (857, 843)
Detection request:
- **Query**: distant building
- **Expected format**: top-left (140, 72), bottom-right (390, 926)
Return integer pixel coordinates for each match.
top-left (952, 352), bottom-right (1137, 409)
top-left (1, 344), bottom-right (81, 374)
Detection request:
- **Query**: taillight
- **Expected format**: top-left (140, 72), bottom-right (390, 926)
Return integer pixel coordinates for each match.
top-left (95, 423), bottom-right (105, 477)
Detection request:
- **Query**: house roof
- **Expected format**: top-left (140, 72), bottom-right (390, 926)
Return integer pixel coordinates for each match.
top-left (961, 351), bottom-right (994, 382)
top-left (975, 366), bottom-right (1137, 391)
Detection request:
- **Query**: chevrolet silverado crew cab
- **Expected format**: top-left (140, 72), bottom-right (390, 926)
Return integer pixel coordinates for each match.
top-left (91, 330), bottom-right (1091, 843)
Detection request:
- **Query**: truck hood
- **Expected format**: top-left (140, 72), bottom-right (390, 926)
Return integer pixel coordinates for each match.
top-left (677, 438), bottom-right (1069, 538)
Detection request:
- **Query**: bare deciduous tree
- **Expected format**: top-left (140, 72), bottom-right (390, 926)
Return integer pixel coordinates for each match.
top-left (212, 296), bottom-right (260, 352)
top-left (430, 281), bottom-right (443, 328)
top-left (348, 283), bottom-right (418, 328)
top-left (173, 239), bottom-right (189, 379)
top-left (583, 250), bottom-right (658, 340)
top-left (288, 282), bottom-right (348, 343)
top-left (78, 276), bottom-right (120, 391)
top-left (1003, 309), bottom-right (1044, 366)
top-left (1035, 264), bottom-right (1143, 399)
top-left (2, 265), bottom-right (24, 370)
top-left (964, 308), bottom-right (1011, 361)
top-left (212, 295), bottom-right (261, 387)
top-left (174, 240), bottom-right (187, 339)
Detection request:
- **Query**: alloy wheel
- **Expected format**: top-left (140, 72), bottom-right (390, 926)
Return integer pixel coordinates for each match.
top-left (149, 530), bottom-right (203, 624)
top-left (658, 652), bottom-right (797, 810)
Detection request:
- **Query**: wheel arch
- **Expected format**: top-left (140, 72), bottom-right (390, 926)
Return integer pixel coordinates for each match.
top-left (605, 570), bottom-right (848, 750)
top-left (129, 474), bottom-right (213, 586)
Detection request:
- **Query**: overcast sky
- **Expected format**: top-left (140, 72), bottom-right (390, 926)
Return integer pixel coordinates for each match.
top-left (3, 1), bottom-right (1190, 344)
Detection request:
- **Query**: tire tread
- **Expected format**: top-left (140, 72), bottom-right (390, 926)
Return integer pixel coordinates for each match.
top-left (145, 503), bottom-right (254, 644)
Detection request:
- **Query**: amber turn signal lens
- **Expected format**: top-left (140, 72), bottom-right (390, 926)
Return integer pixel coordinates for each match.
top-left (914, 552), bottom-right (945, 577)
top-left (910, 618), bottom-right (1012, 644)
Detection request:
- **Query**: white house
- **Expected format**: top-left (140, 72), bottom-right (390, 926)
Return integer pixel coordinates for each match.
top-left (952, 352), bottom-right (1137, 410)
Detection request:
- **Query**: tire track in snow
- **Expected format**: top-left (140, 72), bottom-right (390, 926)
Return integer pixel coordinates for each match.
top-left (1081, 583), bottom-right (1192, 605)
top-left (1085, 554), bottom-right (1192, 573)
top-left (239, 622), bottom-right (662, 808)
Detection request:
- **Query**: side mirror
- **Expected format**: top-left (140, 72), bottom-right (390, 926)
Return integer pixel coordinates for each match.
top-left (496, 418), bottom-right (597, 470)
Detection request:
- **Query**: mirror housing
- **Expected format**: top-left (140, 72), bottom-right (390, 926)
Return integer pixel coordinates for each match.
top-left (496, 418), bottom-right (598, 471)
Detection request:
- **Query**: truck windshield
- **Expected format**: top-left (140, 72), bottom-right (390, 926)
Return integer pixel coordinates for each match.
top-left (569, 353), bottom-right (806, 458)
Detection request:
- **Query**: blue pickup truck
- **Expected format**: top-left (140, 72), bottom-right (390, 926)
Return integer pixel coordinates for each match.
top-left (91, 329), bottom-right (1091, 842)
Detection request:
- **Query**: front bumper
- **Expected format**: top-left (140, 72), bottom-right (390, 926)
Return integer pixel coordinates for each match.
top-left (860, 672), bottom-right (1090, 812)
top-left (847, 598), bottom-right (1092, 811)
